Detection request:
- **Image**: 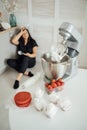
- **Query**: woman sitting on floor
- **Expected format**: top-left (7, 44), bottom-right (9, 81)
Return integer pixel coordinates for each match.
top-left (7, 27), bottom-right (38, 89)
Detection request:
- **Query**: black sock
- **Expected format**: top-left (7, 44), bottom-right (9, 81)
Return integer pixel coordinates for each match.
top-left (13, 80), bottom-right (19, 89)
top-left (28, 71), bottom-right (34, 77)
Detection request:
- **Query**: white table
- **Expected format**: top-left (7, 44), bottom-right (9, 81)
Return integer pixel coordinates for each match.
top-left (8, 68), bottom-right (87, 130)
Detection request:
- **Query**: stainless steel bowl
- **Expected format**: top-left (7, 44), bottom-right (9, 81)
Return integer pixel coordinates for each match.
top-left (41, 53), bottom-right (69, 80)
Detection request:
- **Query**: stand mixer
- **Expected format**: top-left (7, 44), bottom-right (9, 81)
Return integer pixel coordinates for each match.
top-left (59, 22), bottom-right (83, 80)
top-left (41, 22), bottom-right (83, 80)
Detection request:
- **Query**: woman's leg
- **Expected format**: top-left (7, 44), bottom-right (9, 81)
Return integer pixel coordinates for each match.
top-left (7, 59), bottom-right (19, 71)
top-left (24, 70), bottom-right (34, 77)
top-left (13, 73), bottom-right (23, 89)
top-left (13, 70), bottom-right (33, 89)
top-left (13, 56), bottom-right (29, 89)
top-left (17, 73), bottom-right (23, 81)
top-left (24, 71), bottom-right (28, 76)
top-left (18, 56), bottom-right (34, 77)
top-left (18, 56), bottom-right (30, 73)
top-left (23, 58), bottom-right (36, 77)
top-left (9, 56), bottom-right (35, 89)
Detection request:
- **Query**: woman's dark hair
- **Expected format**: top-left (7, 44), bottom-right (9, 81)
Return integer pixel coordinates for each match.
top-left (25, 28), bottom-right (33, 42)
top-left (19, 28), bottom-right (34, 43)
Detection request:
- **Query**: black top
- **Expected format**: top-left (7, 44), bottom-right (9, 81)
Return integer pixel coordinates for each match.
top-left (17, 37), bottom-right (38, 54)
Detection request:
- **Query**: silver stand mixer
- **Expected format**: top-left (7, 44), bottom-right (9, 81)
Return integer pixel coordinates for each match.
top-left (41, 22), bottom-right (83, 80)
top-left (59, 22), bottom-right (83, 80)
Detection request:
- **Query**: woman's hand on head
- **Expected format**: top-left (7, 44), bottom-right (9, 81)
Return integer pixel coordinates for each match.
top-left (21, 27), bottom-right (26, 34)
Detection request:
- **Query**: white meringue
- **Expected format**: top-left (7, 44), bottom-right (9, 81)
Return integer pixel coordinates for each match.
top-left (33, 98), bottom-right (46, 111)
top-left (45, 103), bottom-right (58, 118)
top-left (48, 92), bottom-right (60, 104)
top-left (57, 98), bottom-right (72, 111)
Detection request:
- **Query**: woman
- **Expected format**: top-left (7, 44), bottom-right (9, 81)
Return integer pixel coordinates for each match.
top-left (7, 27), bottom-right (38, 89)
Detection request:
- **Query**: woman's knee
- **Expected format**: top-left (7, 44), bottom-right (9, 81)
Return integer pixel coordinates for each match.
top-left (7, 59), bottom-right (11, 66)
top-left (7, 59), bottom-right (17, 68)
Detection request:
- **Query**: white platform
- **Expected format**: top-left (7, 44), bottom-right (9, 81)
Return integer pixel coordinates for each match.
top-left (8, 68), bottom-right (87, 130)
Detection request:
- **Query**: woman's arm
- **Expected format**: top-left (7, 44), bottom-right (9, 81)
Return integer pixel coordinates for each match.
top-left (11, 28), bottom-right (25, 45)
top-left (24, 46), bottom-right (38, 58)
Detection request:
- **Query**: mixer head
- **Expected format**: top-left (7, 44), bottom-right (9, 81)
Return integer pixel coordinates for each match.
top-left (59, 22), bottom-right (83, 53)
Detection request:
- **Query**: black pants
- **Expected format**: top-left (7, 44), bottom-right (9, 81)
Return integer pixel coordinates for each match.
top-left (7, 55), bottom-right (36, 74)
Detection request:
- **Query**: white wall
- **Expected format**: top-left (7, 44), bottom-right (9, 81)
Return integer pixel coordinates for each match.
top-left (79, 2), bottom-right (87, 69)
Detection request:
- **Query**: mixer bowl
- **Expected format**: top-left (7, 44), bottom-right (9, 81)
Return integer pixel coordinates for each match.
top-left (41, 53), bottom-right (69, 80)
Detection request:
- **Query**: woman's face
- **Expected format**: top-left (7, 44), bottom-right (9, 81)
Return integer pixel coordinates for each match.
top-left (22, 29), bottom-right (29, 39)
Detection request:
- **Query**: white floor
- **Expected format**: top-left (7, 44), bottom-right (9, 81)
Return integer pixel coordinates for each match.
top-left (0, 63), bottom-right (87, 130)
top-left (0, 62), bottom-right (42, 130)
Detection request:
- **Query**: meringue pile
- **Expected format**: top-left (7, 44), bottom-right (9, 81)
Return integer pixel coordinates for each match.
top-left (33, 87), bottom-right (72, 118)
